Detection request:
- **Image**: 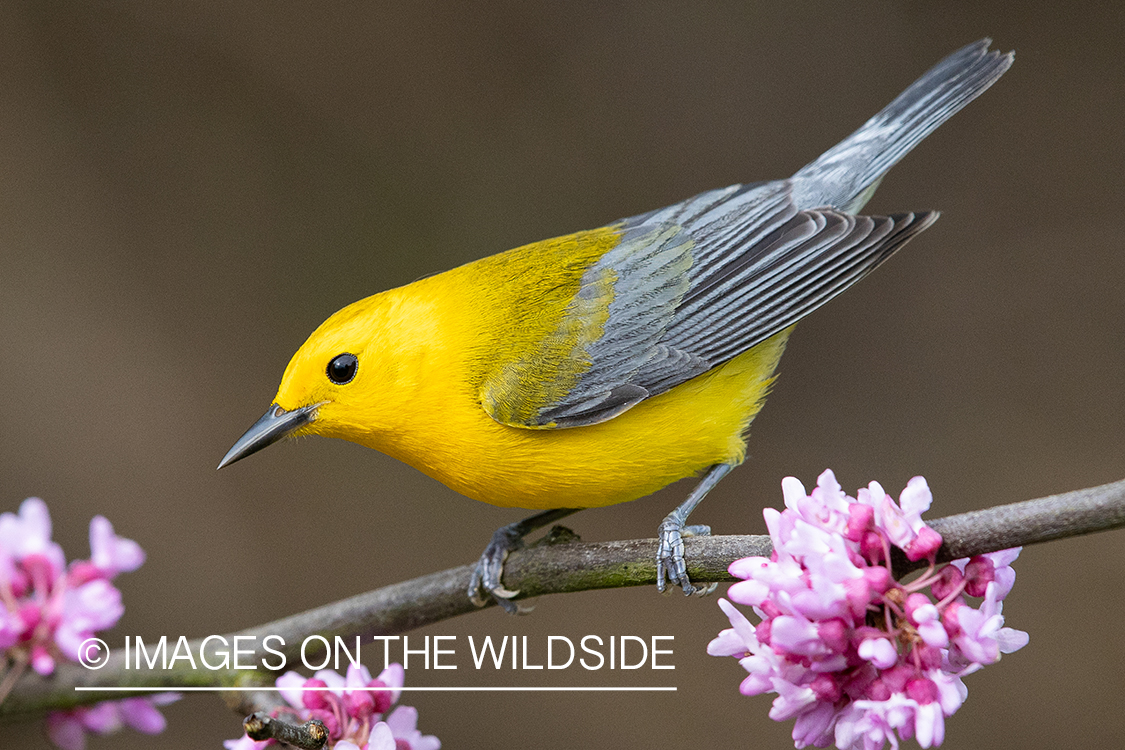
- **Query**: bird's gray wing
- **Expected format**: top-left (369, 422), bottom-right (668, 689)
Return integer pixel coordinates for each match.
top-left (479, 40), bottom-right (1015, 430)
top-left (482, 179), bottom-right (937, 429)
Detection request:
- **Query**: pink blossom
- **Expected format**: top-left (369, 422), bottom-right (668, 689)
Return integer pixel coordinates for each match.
top-left (710, 470), bottom-right (1027, 749)
top-left (376, 662), bottom-right (405, 704)
top-left (45, 694), bottom-right (179, 750)
top-left (87, 516), bottom-right (146, 579)
top-left (368, 722), bottom-right (396, 750)
top-left (277, 669), bottom-right (310, 708)
top-left (1, 497), bottom-right (155, 749)
top-left (0, 606), bottom-right (21, 649)
top-left (330, 720), bottom-right (400, 750)
top-left (1, 499), bottom-right (141, 677)
top-left (386, 705), bottom-right (442, 750)
top-left (54, 579), bottom-right (125, 661)
top-left (859, 638), bottom-right (898, 669)
top-left (227, 663), bottom-right (438, 750)
top-left (947, 582), bottom-right (1029, 665)
top-left (222, 735), bottom-right (270, 750)
top-left (339, 721), bottom-right (395, 750)
top-left (0, 498), bottom-right (67, 580)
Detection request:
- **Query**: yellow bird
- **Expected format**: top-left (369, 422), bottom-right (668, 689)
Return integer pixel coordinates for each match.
top-left (220, 40), bottom-right (1011, 611)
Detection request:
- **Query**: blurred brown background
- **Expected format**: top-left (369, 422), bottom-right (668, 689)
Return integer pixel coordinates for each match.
top-left (2, 2), bottom-right (1122, 748)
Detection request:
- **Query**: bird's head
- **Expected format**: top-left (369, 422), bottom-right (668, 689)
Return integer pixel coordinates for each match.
top-left (217, 293), bottom-right (405, 469)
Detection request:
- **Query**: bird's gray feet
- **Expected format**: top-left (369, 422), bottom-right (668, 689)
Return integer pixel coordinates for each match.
top-left (468, 508), bottom-right (580, 614)
top-left (468, 524), bottom-right (524, 613)
top-left (656, 520), bottom-right (716, 595)
top-left (655, 463), bottom-right (733, 596)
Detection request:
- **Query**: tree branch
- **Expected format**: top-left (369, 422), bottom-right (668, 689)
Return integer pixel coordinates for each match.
top-left (4, 476), bottom-right (1124, 716)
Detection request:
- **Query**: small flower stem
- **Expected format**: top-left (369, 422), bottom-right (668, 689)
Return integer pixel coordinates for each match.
top-left (903, 563), bottom-right (938, 594)
top-left (934, 578), bottom-right (969, 610)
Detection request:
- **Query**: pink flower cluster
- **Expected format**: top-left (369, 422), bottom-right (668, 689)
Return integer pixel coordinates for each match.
top-left (709, 471), bottom-right (1028, 750)
top-left (225, 662), bottom-right (440, 750)
top-left (0, 497), bottom-right (178, 750)
top-left (46, 694), bottom-right (180, 750)
top-left (0, 498), bottom-right (143, 673)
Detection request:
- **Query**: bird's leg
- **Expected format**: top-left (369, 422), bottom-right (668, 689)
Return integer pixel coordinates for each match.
top-left (657, 463), bottom-right (733, 595)
top-left (469, 507), bottom-right (581, 613)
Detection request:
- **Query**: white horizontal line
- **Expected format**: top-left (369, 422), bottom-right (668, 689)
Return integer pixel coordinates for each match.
top-left (76, 686), bottom-right (676, 692)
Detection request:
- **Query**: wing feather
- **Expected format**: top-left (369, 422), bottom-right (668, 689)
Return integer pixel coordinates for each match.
top-left (483, 178), bottom-right (937, 429)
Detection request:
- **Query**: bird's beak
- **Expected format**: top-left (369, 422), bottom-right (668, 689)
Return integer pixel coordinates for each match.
top-left (217, 403), bottom-right (321, 469)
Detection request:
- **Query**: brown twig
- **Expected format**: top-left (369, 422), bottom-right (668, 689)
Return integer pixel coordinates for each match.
top-left (244, 712), bottom-right (328, 749)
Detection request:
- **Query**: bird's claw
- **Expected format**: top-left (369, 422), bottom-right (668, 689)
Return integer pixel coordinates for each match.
top-left (468, 526), bottom-right (524, 612)
top-left (656, 521), bottom-right (713, 596)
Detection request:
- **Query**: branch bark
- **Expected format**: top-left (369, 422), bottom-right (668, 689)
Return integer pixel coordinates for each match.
top-left (4, 476), bottom-right (1124, 716)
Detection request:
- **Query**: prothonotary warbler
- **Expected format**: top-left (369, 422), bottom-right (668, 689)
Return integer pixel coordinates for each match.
top-left (219, 40), bottom-right (1012, 612)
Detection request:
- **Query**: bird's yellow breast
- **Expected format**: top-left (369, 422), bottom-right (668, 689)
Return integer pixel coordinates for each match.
top-left (276, 227), bottom-right (791, 509)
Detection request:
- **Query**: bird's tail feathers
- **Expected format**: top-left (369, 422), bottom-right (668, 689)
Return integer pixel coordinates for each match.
top-left (793, 39), bottom-right (1013, 212)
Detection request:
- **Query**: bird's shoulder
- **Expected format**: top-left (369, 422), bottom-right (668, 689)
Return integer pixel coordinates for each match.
top-left (464, 180), bottom-right (788, 428)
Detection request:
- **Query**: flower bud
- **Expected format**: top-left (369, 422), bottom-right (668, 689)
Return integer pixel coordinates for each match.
top-left (301, 679), bottom-right (331, 711)
top-left (963, 555), bottom-right (995, 597)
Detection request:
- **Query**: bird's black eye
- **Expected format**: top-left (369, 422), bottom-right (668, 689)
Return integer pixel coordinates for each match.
top-left (327, 353), bottom-right (358, 385)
